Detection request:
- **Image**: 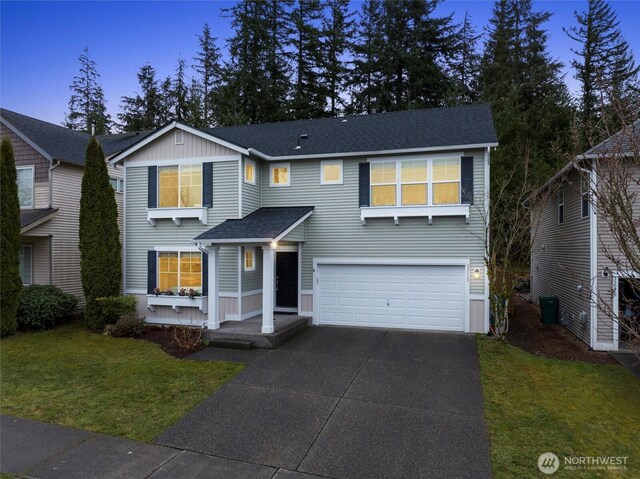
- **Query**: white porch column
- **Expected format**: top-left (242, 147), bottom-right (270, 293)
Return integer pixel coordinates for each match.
top-left (261, 244), bottom-right (276, 333)
top-left (207, 246), bottom-right (220, 330)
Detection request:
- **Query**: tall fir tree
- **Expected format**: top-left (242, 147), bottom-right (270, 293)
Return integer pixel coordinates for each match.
top-left (194, 23), bottom-right (222, 126)
top-left (172, 58), bottom-right (189, 121)
top-left (157, 75), bottom-right (175, 125)
top-left (63, 48), bottom-right (112, 134)
top-left (565, 0), bottom-right (640, 145)
top-left (447, 11), bottom-right (481, 104)
top-left (0, 138), bottom-right (21, 337)
top-left (185, 78), bottom-right (205, 128)
top-left (79, 138), bottom-right (121, 327)
top-left (118, 63), bottom-right (161, 131)
top-left (321, 0), bottom-right (355, 116)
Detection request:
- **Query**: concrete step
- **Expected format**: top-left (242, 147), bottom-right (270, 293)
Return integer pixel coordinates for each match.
top-left (207, 338), bottom-right (255, 350)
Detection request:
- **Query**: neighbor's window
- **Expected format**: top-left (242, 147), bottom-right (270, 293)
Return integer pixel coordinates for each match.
top-left (19, 245), bottom-right (32, 285)
top-left (109, 178), bottom-right (124, 193)
top-left (558, 187), bottom-right (564, 224)
top-left (321, 160), bottom-right (343, 185)
top-left (432, 158), bottom-right (460, 205)
top-left (401, 159), bottom-right (428, 205)
top-left (244, 247), bottom-right (255, 271)
top-left (270, 162), bottom-right (290, 187)
top-left (371, 161), bottom-right (397, 206)
top-left (158, 164), bottom-right (202, 208)
top-left (158, 251), bottom-right (202, 293)
top-left (16, 167), bottom-right (34, 208)
top-left (581, 176), bottom-right (589, 218)
top-left (244, 159), bottom-right (256, 185)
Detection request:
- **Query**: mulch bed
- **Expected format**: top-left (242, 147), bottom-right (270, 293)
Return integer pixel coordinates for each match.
top-left (506, 294), bottom-right (616, 364)
top-left (139, 325), bottom-right (205, 359)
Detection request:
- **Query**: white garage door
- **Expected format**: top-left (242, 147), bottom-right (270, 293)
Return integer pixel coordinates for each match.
top-left (316, 263), bottom-right (466, 331)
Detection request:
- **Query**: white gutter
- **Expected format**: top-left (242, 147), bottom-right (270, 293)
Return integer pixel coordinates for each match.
top-left (589, 158), bottom-right (598, 349)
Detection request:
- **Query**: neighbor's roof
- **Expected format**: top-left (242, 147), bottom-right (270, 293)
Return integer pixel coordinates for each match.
top-left (194, 207), bottom-right (314, 244)
top-left (0, 108), bottom-right (151, 166)
top-left (20, 208), bottom-right (58, 233)
top-left (204, 103), bottom-right (498, 158)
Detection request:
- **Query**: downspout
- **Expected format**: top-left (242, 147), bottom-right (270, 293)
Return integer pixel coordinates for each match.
top-left (589, 158), bottom-right (599, 349)
top-left (48, 159), bottom-right (61, 208)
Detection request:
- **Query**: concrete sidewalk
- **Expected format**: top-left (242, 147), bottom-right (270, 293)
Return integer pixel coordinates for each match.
top-left (0, 415), bottom-right (309, 479)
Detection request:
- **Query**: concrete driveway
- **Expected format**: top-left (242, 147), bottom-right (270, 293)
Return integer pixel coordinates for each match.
top-left (157, 327), bottom-right (492, 479)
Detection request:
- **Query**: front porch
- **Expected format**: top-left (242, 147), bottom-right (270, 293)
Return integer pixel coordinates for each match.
top-left (204, 314), bottom-right (310, 349)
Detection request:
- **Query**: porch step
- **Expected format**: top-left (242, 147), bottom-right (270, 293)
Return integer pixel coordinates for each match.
top-left (208, 338), bottom-right (255, 350)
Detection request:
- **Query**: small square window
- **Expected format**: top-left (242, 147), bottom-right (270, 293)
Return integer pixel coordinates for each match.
top-left (244, 247), bottom-right (255, 271)
top-left (270, 163), bottom-right (290, 187)
top-left (321, 160), bottom-right (343, 184)
top-left (244, 159), bottom-right (256, 185)
top-left (175, 130), bottom-right (184, 145)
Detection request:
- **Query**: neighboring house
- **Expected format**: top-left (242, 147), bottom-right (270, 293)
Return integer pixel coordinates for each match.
top-left (528, 120), bottom-right (640, 351)
top-left (110, 104), bottom-right (498, 334)
top-left (0, 108), bottom-right (149, 304)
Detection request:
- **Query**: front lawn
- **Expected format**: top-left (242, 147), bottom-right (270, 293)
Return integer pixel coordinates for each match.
top-left (0, 322), bottom-right (243, 442)
top-left (478, 336), bottom-right (640, 478)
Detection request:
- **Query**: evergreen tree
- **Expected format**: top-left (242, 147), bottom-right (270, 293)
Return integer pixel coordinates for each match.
top-left (447, 11), bottom-right (481, 104)
top-left (79, 138), bottom-right (121, 327)
top-left (63, 48), bottom-right (112, 134)
top-left (185, 78), bottom-right (205, 128)
top-left (321, 0), bottom-right (355, 116)
top-left (173, 58), bottom-right (189, 121)
top-left (565, 0), bottom-right (640, 144)
top-left (0, 138), bottom-right (21, 337)
top-left (118, 63), bottom-right (161, 131)
top-left (157, 75), bottom-right (175, 125)
top-left (194, 23), bottom-right (222, 126)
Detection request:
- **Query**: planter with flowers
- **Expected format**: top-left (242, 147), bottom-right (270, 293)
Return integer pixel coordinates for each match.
top-left (147, 287), bottom-right (207, 313)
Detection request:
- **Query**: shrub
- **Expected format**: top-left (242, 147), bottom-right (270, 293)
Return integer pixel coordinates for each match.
top-left (90, 295), bottom-right (137, 331)
top-left (17, 285), bottom-right (78, 331)
top-left (104, 313), bottom-right (145, 338)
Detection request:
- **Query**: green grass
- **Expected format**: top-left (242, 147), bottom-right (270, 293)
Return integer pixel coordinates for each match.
top-left (478, 336), bottom-right (640, 478)
top-left (0, 322), bottom-right (244, 442)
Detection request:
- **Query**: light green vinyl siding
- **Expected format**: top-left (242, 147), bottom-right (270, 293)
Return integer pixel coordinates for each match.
top-left (261, 152), bottom-right (487, 294)
top-left (125, 161), bottom-right (240, 292)
top-left (241, 246), bottom-right (263, 292)
top-left (242, 156), bottom-right (262, 216)
top-left (282, 222), bottom-right (305, 242)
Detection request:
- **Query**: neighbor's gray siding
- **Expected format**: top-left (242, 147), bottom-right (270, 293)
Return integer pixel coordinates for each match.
top-left (130, 129), bottom-right (237, 161)
top-left (260, 151), bottom-right (486, 295)
top-left (530, 168), bottom-right (591, 344)
top-left (20, 236), bottom-right (51, 285)
top-left (124, 161), bottom-right (240, 293)
top-left (242, 156), bottom-right (262, 216)
top-left (1, 124), bottom-right (50, 182)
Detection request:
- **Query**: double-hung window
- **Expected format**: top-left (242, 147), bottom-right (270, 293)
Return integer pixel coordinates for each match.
top-left (158, 251), bottom-right (202, 294)
top-left (19, 245), bottom-right (32, 285)
top-left (158, 164), bottom-right (202, 208)
top-left (244, 159), bottom-right (256, 184)
top-left (370, 158), bottom-right (461, 207)
top-left (244, 247), bottom-right (255, 271)
top-left (17, 167), bottom-right (34, 208)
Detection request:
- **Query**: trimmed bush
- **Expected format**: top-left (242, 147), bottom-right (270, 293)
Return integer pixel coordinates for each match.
top-left (104, 313), bottom-right (145, 338)
top-left (17, 285), bottom-right (78, 331)
top-left (90, 295), bottom-right (137, 331)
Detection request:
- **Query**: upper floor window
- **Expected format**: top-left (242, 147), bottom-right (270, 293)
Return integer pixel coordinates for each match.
top-left (158, 251), bottom-right (202, 294)
top-left (244, 159), bottom-right (255, 185)
top-left (558, 186), bottom-right (564, 224)
top-left (158, 164), bottom-right (202, 208)
top-left (110, 178), bottom-right (124, 193)
top-left (370, 158), bottom-right (460, 207)
top-left (19, 245), bottom-right (32, 285)
top-left (321, 160), bottom-right (343, 185)
top-left (581, 176), bottom-right (589, 218)
top-left (17, 167), bottom-right (34, 208)
top-left (270, 162), bottom-right (290, 187)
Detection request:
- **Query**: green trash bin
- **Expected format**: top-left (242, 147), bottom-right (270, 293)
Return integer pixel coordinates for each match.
top-left (539, 296), bottom-right (559, 325)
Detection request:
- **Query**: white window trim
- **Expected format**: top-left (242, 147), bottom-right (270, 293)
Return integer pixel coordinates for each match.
top-left (110, 178), bottom-right (124, 193)
top-left (244, 158), bottom-right (256, 185)
top-left (244, 247), bottom-right (256, 271)
top-left (321, 159), bottom-right (343, 185)
top-left (155, 249), bottom-right (204, 294)
top-left (157, 163), bottom-right (203, 209)
top-left (269, 162), bottom-right (291, 187)
top-left (175, 130), bottom-right (184, 145)
top-left (580, 177), bottom-right (589, 219)
top-left (19, 245), bottom-right (33, 286)
top-left (558, 186), bottom-right (565, 225)
top-left (17, 166), bottom-right (34, 209)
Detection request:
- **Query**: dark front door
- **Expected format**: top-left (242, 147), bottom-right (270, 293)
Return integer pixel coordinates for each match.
top-left (276, 252), bottom-right (298, 308)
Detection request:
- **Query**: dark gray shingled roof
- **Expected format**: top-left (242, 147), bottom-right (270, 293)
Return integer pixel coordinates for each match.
top-left (21, 208), bottom-right (58, 229)
top-left (583, 119), bottom-right (640, 157)
top-left (194, 207), bottom-right (314, 242)
top-left (0, 108), bottom-right (152, 166)
top-left (204, 103), bottom-right (497, 157)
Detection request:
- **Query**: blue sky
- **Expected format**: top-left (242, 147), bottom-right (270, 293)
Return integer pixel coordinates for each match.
top-left (1, 0), bottom-right (638, 125)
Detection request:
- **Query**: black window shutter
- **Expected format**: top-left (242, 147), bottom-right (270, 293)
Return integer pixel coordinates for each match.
top-left (202, 251), bottom-right (208, 296)
top-left (359, 162), bottom-right (370, 207)
top-left (147, 250), bottom-right (156, 294)
top-left (148, 166), bottom-right (157, 208)
top-left (461, 156), bottom-right (474, 205)
top-left (202, 162), bottom-right (213, 208)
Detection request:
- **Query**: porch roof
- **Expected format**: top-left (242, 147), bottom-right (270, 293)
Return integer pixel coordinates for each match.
top-left (193, 206), bottom-right (314, 245)
top-left (20, 208), bottom-right (58, 234)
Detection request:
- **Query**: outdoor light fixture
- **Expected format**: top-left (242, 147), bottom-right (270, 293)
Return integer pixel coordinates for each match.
top-left (270, 241), bottom-right (278, 249)
top-left (602, 267), bottom-right (610, 278)
top-left (473, 268), bottom-right (481, 280)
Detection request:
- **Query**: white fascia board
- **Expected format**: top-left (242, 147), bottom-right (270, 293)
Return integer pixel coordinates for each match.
top-left (20, 210), bottom-right (58, 234)
top-left (193, 237), bottom-right (273, 245)
top-left (248, 143), bottom-right (499, 162)
top-left (274, 211), bottom-right (313, 242)
top-left (0, 117), bottom-right (53, 162)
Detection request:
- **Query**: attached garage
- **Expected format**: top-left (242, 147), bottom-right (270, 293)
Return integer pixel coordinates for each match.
top-left (314, 260), bottom-right (469, 332)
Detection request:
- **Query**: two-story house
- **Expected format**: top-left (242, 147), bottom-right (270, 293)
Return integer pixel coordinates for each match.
top-left (0, 108), bottom-right (148, 304)
top-left (110, 104), bottom-right (497, 335)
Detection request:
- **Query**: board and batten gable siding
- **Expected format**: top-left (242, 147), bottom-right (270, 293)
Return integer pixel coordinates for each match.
top-left (595, 161), bottom-right (640, 345)
top-left (530, 168), bottom-right (591, 344)
top-left (126, 129), bottom-right (237, 162)
top-left (259, 150), bottom-right (487, 296)
top-left (242, 156), bottom-right (262, 216)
